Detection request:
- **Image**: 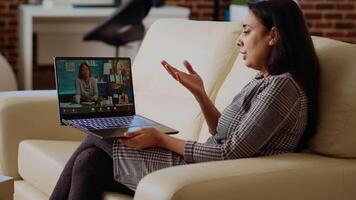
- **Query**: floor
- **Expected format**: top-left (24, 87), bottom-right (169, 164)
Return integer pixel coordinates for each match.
top-left (33, 65), bottom-right (56, 90)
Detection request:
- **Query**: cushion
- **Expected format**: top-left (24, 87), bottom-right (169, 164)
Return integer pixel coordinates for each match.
top-left (198, 54), bottom-right (257, 142)
top-left (17, 140), bottom-right (134, 200)
top-left (15, 180), bottom-right (48, 200)
top-left (18, 140), bottom-right (80, 196)
top-left (0, 53), bottom-right (17, 91)
top-left (132, 19), bottom-right (242, 140)
top-left (308, 37), bottom-right (356, 158)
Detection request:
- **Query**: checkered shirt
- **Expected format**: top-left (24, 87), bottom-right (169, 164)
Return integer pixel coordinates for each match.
top-left (112, 72), bottom-right (308, 190)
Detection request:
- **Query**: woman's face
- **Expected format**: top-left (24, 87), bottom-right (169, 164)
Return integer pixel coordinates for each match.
top-left (236, 10), bottom-right (272, 75)
top-left (81, 65), bottom-right (90, 78)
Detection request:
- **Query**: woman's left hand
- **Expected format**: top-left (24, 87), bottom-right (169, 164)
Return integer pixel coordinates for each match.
top-left (120, 127), bottom-right (166, 149)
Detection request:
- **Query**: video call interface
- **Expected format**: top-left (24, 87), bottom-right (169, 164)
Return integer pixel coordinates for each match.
top-left (56, 58), bottom-right (134, 115)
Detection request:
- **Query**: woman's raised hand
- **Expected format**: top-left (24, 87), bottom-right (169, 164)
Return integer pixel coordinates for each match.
top-left (161, 60), bottom-right (206, 98)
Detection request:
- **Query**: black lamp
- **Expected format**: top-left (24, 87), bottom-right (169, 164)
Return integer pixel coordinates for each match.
top-left (84, 0), bottom-right (153, 57)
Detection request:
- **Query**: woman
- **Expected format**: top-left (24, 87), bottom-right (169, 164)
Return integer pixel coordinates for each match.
top-left (50, 0), bottom-right (320, 199)
top-left (75, 62), bottom-right (98, 103)
top-left (118, 91), bottom-right (129, 104)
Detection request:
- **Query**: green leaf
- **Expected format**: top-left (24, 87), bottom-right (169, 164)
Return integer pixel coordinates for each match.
top-left (231, 0), bottom-right (248, 5)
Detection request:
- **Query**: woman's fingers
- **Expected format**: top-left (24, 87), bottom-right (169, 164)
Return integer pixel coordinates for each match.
top-left (175, 72), bottom-right (181, 82)
top-left (183, 60), bottom-right (196, 75)
top-left (162, 60), bottom-right (196, 75)
top-left (161, 60), bottom-right (179, 80)
top-left (123, 130), bottom-right (142, 138)
top-left (161, 60), bottom-right (196, 83)
top-left (161, 60), bottom-right (173, 70)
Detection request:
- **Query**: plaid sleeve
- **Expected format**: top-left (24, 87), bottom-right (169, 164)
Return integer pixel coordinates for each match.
top-left (183, 77), bottom-right (301, 163)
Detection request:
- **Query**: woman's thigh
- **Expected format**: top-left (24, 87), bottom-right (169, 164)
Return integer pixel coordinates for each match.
top-left (76, 135), bottom-right (115, 158)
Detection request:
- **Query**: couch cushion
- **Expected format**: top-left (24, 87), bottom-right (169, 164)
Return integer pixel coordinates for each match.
top-left (18, 140), bottom-right (134, 200)
top-left (15, 180), bottom-right (48, 200)
top-left (18, 140), bottom-right (80, 196)
top-left (198, 54), bottom-right (258, 142)
top-left (133, 19), bottom-right (242, 140)
top-left (0, 53), bottom-right (17, 91)
top-left (308, 37), bottom-right (356, 158)
top-left (135, 153), bottom-right (356, 200)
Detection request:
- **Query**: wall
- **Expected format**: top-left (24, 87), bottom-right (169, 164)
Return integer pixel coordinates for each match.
top-left (0, 0), bottom-right (230, 73)
top-left (0, 0), bottom-right (355, 75)
top-left (165, 0), bottom-right (231, 20)
top-left (300, 0), bottom-right (356, 44)
top-left (0, 0), bottom-right (26, 72)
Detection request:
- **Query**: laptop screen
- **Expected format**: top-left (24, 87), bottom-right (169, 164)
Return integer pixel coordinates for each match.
top-left (54, 57), bottom-right (135, 121)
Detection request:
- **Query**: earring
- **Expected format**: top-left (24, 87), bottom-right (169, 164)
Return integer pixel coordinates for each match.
top-left (269, 40), bottom-right (275, 46)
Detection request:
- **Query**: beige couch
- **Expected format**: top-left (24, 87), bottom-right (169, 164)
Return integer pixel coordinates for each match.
top-left (0, 54), bottom-right (18, 91)
top-left (1, 19), bottom-right (356, 200)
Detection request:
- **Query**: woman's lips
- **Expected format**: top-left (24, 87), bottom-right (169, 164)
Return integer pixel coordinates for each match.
top-left (240, 51), bottom-right (247, 60)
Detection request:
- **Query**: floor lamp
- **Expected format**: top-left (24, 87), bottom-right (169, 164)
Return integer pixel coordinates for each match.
top-left (83, 0), bottom-right (152, 57)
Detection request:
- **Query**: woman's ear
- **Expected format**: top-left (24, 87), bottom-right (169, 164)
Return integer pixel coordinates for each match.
top-left (268, 27), bottom-right (280, 46)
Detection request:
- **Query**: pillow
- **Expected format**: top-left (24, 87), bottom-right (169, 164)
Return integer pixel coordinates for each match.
top-left (133, 19), bottom-right (242, 140)
top-left (308, 36), bottom-right (356, 158)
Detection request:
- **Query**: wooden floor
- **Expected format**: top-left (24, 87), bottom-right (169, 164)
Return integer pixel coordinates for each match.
top-left (33, 65), bottom-right (56, 90)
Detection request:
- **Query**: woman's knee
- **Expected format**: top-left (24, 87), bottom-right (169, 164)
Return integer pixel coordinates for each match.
top-left (72, 147), bottom-right (107, 176)
top-left (82, 135), bottom-right (114, 157)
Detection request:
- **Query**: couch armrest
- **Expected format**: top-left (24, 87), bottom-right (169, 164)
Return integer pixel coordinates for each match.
top-left (135, 153), bottom-right (356, 200)
top-left (0, 90), bottom-right (84, 179)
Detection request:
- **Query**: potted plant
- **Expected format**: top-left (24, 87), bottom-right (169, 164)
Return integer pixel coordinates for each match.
top-left (231, 0), bottom-right (248, 5)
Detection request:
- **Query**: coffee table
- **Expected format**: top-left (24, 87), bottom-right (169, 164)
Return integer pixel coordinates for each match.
top-left (0, 175), bottom-right (14, 200)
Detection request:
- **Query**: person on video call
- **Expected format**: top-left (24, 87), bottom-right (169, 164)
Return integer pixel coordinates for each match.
top-left (118, 91), bottom-right (129, 104)
top-left (75, 62), bottom-right (98, 103)
top-left (51, 0), bottom-right (320, 199)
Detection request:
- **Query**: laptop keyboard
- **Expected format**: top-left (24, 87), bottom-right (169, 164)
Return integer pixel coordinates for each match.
top-left (68, 116), bottom-right (156, 130)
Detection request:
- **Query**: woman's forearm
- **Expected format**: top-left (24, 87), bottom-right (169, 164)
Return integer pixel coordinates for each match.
top-left (195, 91), bottom-right (221, 134)
top-left (159, 134), bottom-right (186, 155)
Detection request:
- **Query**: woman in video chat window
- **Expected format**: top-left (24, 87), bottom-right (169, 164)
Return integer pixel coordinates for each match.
top-left (75, 62), bottom-right (98, 103)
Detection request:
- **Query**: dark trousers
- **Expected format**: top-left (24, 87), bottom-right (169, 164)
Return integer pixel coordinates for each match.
top-left (50, 135), bottom-right (134, 200)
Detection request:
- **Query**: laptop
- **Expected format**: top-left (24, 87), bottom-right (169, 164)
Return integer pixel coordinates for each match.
top-left (54, 57), bottom-right (178, 139)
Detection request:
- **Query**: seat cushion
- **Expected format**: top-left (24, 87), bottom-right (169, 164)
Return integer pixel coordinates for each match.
top-left (18, 140), bottom-right (81, 196)
top-left (18, 140), bottom-right (134, 200)
top-left (15, 180), bottom-right (48, 200)
top-left (308, 37), bottom-right (356, 158)
top-left (133, 19), bottom-right (242, 140)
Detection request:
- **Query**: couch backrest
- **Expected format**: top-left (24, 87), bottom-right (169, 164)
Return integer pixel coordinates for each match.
top-left (132, 19), bottom-right (242, 140)
top-left (0, 91), bottom-right (84, 179)
top-left (0, 54), bottom-right (17, 91)
top-left (199, 35), bottom-right (356, 159)
top-left (308, 36), bottom-right (356, 158)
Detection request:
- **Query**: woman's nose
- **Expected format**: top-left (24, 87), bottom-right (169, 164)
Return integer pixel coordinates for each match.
top-left (236, 37), bottom-right (243, 47)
